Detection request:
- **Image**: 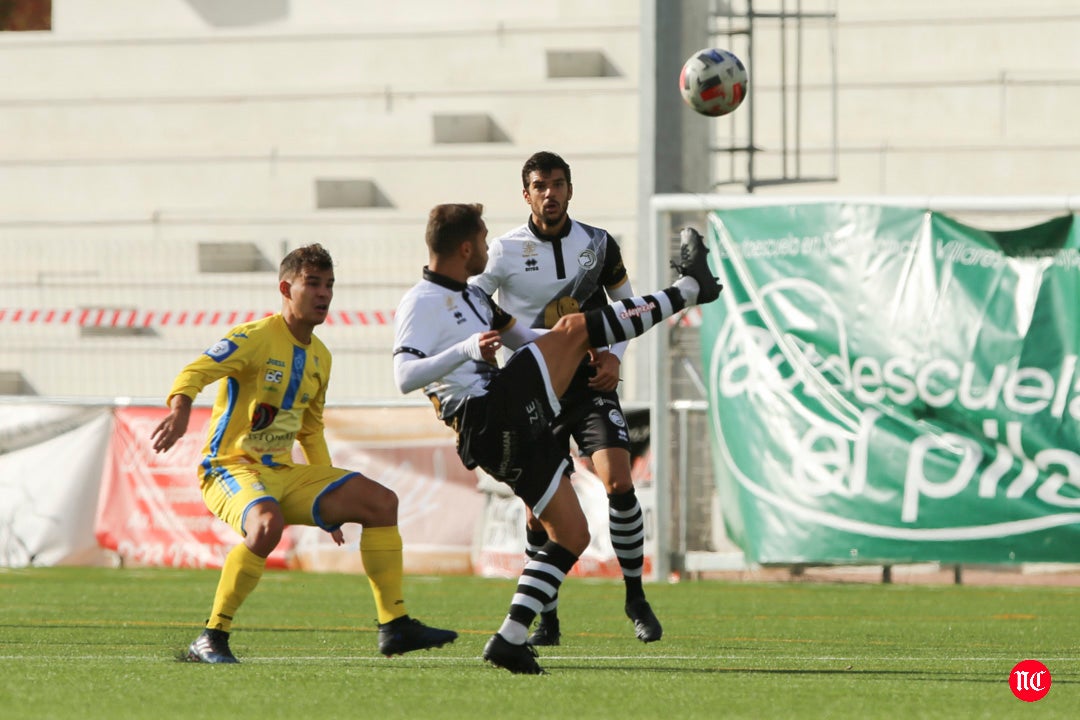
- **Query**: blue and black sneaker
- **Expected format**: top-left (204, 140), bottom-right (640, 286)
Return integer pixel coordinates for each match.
top-left (187, 628), bottom-right (239, 664)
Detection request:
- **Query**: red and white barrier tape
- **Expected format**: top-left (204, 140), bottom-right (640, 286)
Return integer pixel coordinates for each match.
top-left (0, 306), bottom-right (698, 328)
top-left (0, 308), bottom-right (395, 328)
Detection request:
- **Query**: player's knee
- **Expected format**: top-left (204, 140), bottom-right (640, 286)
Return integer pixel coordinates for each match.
top-left (551, 313), bottom-right (586, 339)
top-left (245, 508), bottom-right (284, 554)
top-left (363, 482), bottom-right (399, 525)
top-left (565, 525), bottom-right (591, 556)
top-left (379, 485), bottom-right (399, 517)
top-left (606, 477), bottom-right (634, 495)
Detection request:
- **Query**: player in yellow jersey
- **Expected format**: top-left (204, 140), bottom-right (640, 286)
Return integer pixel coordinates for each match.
top-left (151, 243), bottom-right (457, 663)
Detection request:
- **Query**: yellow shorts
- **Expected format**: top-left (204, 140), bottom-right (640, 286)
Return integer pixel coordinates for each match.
top-left (200, 461), bottom-right (357, 536)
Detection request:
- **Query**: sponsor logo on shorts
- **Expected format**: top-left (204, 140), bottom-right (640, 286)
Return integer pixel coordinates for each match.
top-left (499, 431), bottom-right (514, 476)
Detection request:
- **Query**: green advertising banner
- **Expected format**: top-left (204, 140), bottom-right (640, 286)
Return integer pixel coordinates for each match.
top-left (701, 204), bottom-right (1080, 564)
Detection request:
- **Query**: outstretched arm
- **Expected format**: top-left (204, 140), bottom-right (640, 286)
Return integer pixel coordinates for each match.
top-left (499, 321), bottom-right (542, 350)
top-left (394, 331), bottom-right (503, 394)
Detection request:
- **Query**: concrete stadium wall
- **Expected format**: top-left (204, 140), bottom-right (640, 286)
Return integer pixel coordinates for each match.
top-left (2, 0), bottom-right (1080, 399)
top-left (1, 0), bottom-right (640, 400)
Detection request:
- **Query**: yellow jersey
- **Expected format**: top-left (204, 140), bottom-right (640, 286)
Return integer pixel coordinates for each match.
top-left (167, 314), bottom-right (333, 469)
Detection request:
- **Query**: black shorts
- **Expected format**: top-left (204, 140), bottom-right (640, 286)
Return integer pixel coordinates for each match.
top-left (552, 358), bottom-right (632, 457)
top-left (455, 344), bottom-right (570, 515)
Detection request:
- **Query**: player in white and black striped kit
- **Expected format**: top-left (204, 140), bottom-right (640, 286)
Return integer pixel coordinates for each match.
top-left (393, 203), bottom-right (720, 673)
top-left (470, 152), bottom-right (661, 645)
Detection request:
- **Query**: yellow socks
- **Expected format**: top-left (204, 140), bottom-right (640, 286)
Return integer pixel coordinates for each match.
top-left (207, 543), bottom-right (266, 633)
top-left (361, 526), bottom-right (408, 624)
top-left (204, 529), bottom-right (407, 630)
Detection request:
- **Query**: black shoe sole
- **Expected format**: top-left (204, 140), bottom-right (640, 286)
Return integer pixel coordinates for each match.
top-left (185, 649), bottom-right (239, 664)
top-left (526, 633), bottom-right (561, 647)
top-left (380, 635), bottom-right (457, 657)
top-left (483, 636), bottom-right (546, 675)
top-left (678, 227), bottom-right (722, 304)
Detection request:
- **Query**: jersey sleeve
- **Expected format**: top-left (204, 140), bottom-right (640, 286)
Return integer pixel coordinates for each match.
top-left (393, 289), bottom-right (434, 359)
top-left (166, 325), bottom-right (260, 404)
top-left (469, 238), bottom-right (505, 296)
top-left (485, 291), bottom-right (515, 332)
top-left (600, 232), bottom-right (629, 290)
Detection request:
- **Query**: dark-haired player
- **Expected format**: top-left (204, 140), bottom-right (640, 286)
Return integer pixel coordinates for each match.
top-left (471, 151), bottom-right (663, 645)
top-left (393, 203), bottom-right (719, 674)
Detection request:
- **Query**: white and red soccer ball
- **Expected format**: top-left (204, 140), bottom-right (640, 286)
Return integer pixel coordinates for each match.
top-left (679, 48), bottom-right (748, 117)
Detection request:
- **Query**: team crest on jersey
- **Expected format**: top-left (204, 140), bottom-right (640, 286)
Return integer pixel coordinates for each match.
top-left (522, 241), bottom-right (538, 257)
top-left (578, 249), bottom-right (598, 269)
top-left (251, 403), bottom-right (279, 431)
top-left (205, 338), bottom-right (239, 362)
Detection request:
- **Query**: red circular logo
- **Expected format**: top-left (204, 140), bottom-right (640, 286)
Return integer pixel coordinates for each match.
top-left (1010, 660), bottom-right (1051, 702)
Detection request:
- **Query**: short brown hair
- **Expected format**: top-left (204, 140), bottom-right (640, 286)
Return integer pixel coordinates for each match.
top-left (521, 151), bottom-right (571, 188)
top-left (279, 243), bottom-right (333, 281)
top-left (426, 203), bottom-right (485, 257)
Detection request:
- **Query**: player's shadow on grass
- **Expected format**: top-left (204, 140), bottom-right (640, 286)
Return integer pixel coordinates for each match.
top-left (548, 664), bottom-right (1018, 683)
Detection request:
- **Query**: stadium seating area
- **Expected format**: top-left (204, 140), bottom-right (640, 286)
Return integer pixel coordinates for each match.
top-left (1, 1), bottom-right (641, 399)
top-left (3, 0), bottom-right (1080, 399)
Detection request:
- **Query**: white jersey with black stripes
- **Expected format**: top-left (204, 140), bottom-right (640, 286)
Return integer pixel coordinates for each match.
top-left (471, 218), bottom-right (632, 331)
top-left (393, 268), bottom-right (513, 422)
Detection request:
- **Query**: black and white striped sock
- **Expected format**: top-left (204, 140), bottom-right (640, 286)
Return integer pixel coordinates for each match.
top-left (584, 288), bottom-right (686, 348)
top-left (498, 541), bottom-right (578, 645)
top-left (525, 528), bottom-right (558, 614)
top-left (609, 489), bottom-right (646, 602)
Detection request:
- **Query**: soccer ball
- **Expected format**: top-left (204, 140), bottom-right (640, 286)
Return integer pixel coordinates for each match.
top-left (679, 48), bottom-right (748, 117)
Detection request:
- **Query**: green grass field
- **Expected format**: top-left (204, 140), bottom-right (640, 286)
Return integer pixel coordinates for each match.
top-left (1, 567), bottom-right (1076, 719)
